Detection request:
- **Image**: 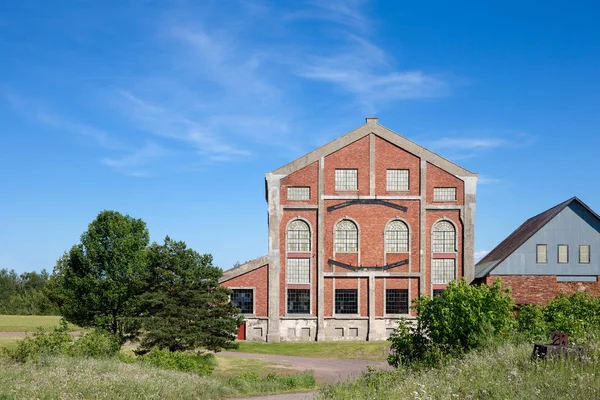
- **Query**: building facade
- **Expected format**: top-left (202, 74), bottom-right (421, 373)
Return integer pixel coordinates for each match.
top-left (220, 118), bottom-right (478, 341)
top-left (475, 197), bottom-right (600, 305)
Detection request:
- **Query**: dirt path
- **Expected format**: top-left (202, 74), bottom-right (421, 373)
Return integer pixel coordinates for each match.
top-left (219, 351), bottom-right (391, 384)
top-left (238, 391), bottom-right (317, 400)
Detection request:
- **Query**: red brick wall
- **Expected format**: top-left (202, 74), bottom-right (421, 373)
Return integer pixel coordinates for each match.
top-left (426, 162), bottom-right (464, 205)
top-left (324, 278), bottom-right (333, 317)
top-left (488, 275), bottom-right (600, 305)
top-left (280, 162), bottom-right (319, 206)
top-left (324, 200), bottom-right (421, 269)
top-left (324, 136), bottom-right (370, 196)
top-left (425, 210), bottom-right (463, 295)
top-left (221, 265), bottom-right (269, 317)
top-left (375, 136), bottom-right (421, 196)
top-left (279, 209), bottom-right (318, 315)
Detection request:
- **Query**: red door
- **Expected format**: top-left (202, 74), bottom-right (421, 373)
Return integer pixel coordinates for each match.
top-left (237, 322), bottom-right (246, 340)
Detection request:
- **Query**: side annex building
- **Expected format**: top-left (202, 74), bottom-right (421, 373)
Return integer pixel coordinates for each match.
top-left (219, 118), bottom-right (478, 342)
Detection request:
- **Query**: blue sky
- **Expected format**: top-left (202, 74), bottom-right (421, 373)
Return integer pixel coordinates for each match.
top-left (2, 0), bottom-right (600, 273)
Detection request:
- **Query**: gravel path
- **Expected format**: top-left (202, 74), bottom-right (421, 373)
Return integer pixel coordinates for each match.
top-left (219, 351), bottom-right (391, 384)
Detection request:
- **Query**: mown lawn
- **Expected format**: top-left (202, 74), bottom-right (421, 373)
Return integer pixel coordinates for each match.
top-left (0, 315), bottom-right (78, 332)
top-left (0, 337), bottom-right (19, 349)
top-left (213, 355), bottom-right (297, 378)
top-left (235, 341), bottom-right (390, 360)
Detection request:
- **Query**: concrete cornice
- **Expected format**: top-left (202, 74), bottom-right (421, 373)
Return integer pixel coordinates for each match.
top-left (219, 255), bottom-right (270, 283)
top-left (271, 118), bottom-right (478, 179)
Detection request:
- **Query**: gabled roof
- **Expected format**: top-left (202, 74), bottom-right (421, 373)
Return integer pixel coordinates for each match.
top-left (219, 255), bottom-right (270, 284)
top-left (475, 197), bottom-right (600, 278)
top-left (270, 118), bottom-right (477, 178)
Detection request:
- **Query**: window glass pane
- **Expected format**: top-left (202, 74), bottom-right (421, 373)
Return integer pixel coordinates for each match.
top-left (231, 289), bottom-right (253, 314)
top-left (579, 245), bottom-right (590, 264)
top-left (335, 220), bottom-right (358, 252)
top-left (335, 169), bottom-right (358, 191)
top-left (386, 169), bottom-right (409, 191)
top-left (386, 289), bottom-right (409, 314)
top-left (287, 220), bottom-right (310, 252)
top-left (288, 187), bottom-right (310, 200)
top-left (335, 289), bottom-right (358, 314)
top-left (287, 258), bottom-right (310, 284)
top-left (432, 259), bottom-right (455, 284)
top-left (432, 221), bottom-right (456, 252)
top-left (558, 245), bottom-right (568, 263)
top-left (537, 244), bottom-right (547, 263)
top-left (433, 289), bottom-right (444, 297)
top-left (433, 187), bottom-right (456, 201)
top-left (287, 289), bottom-right (310, 314)
top-left (385, 220), bottom-right (409, 252)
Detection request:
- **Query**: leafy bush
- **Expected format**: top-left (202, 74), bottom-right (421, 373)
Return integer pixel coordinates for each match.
top-left (137, 348), bottom-right (216, 376)
top-left (388, 279), bottom-right (514, 367)
top-left (69, 329), bottom-right (120, 358)
top-left (2, 319), bottom-right (120, 362)
top-left (517, 292), bottom-right (600, 343)
top-left (2, 319), bottom-right (73, 363)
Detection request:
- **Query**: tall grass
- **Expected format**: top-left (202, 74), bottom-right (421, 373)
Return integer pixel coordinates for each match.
top-left (319, 342), bottom-right (600, 400)
top-left (0, 356), bottom-right (316, 400)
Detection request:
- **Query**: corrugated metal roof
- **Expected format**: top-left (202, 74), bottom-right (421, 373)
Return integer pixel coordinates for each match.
top-left (475, 197), bottom-right (600, 278)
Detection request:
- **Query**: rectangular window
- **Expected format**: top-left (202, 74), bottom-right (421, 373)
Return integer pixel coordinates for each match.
top-left (558, 245), bottom-right (569, 264)
top-left (287, 259), bottom-right (310, 284)
top-left (536, 244), bottom-right (547, 263)
top-left (433, 187), bottom-right (457, 201)
top-left (335, 289), bottom-right (358, 314)
top-left (287, 289), bottom-right (310, 314)
top-left (386, 169), bottom-right (409, 191)
top-left (288, 187), bottom-right (310, 200)
top-left (231, 289), bottom-right (253, 314)
top-left (432, 259), bottom-right (455, 284)
top-left (385, 289), bottom-right (409, 314)
top-left (335, 169), bottom-right (358, 191)
top-left (579, 245), bottom-right (590, 264)
top-left (433, 289), bottom-right (444, 297)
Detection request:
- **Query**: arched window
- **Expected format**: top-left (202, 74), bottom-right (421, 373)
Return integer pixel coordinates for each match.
top-left (385, 220), bottom-right (409, 252)
top-left (432, 220), bottom-right (456, 253)
top-left (287, 220), bottom-right (310, 252)
top-left (335, 220), bottom-right (358, 252)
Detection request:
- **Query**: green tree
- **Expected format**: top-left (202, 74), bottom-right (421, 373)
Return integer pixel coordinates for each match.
top-left (388, 279), bottom-right (515, 367)
top-left (135, 237), bottom-right (242, 353)
top-left (51, 210), bottom-right (149, 342)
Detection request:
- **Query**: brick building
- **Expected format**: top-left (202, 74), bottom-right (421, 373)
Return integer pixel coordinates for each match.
top-left (475, 197), bottom-right (600, 305)
top-left (220, 118), bottom-right (478, 341)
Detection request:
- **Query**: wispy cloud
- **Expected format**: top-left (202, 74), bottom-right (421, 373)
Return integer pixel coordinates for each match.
top-left (102, 141), bottom-right (167, 176)
top-left (478, 176), bottom-right (504, 185)
top-left (475, 250), bottom-right (490, 263)
top-left (424, 131), bottom-right (535, 160)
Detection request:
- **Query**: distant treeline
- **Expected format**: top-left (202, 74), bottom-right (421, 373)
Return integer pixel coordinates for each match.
top-left (0, 269), bottom-right (59, 315)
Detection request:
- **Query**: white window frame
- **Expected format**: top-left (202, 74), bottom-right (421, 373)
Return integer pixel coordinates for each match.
top-left (432, 220), bottom-right (456, 253)
top-left (288, 186), bottom-right (310, 201)
top-left (536, 244), bottom-right (547, 264)
top-left (433, 187), bottom-right (457, 201)
top-left (334, 219), bottom-right (359, 253)
top-left (335, 169), bottom-right (358, 191)
top-left (579, 245), bottom-right (590, 264)
top-left (431, 259), bottom-right (456, 284)
top-left (385, 220), bottom-right (409, 252)
top-left (386, 169), bottom-right (409, 191)
top-left (558, 244), bottom-right (569, 264)
top-left (287, 220), bottom-right (311, 252)
top-left (286, 258), bottom-right (310, 284)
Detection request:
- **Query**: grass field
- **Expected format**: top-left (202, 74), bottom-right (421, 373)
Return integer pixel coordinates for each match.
top-left (0, 315), bottom-right (77, 332)
top-left (0, 356), bottom-right (316, 400)
top-left (0, 337), bottom-right (19, 349)
top-left (235, 341), bottom-right (390, 360)
top-left (318, 343), bottom-right (600, 399)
